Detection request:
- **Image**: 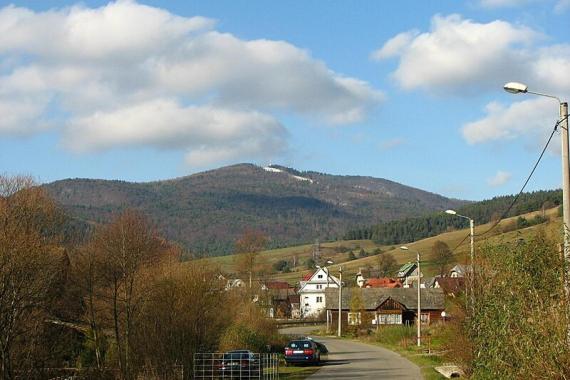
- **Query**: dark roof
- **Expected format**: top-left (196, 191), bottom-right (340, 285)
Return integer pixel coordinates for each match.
top-left (324, 287), bottom-right (445, 311)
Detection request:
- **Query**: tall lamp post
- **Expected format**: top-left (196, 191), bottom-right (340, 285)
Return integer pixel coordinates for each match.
top-left (503, 82), bottom-right (570, 322)
top-left (445, 209), bottom-right (475, 310)
top-left (400, 246), bottom-right (421, 347)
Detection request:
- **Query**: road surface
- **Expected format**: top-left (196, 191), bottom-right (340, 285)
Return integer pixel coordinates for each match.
top-left (280, 326), bottom-right (422, 379)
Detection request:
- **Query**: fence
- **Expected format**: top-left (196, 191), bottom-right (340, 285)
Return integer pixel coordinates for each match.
top-left (193, 352), bottom-right (279, 379)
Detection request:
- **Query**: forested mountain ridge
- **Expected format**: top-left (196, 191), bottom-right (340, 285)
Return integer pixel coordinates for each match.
top-left (43, 163), bottom-right (466, 256)
top-left (345, 189), bottom-right (562, 245)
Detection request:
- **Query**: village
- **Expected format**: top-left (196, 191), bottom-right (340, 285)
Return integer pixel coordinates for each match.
top-left (222, 261), bottom-right (469, 330)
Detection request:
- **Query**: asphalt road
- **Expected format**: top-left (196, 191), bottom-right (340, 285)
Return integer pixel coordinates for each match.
top-left (280, 326), bottom-right (422, 380)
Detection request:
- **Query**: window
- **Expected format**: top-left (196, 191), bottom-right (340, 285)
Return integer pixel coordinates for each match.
top-left (420, 313), bottom-right (430, 325)
top-left (316, 284), bottom-right (323, 289)
top-left (377, 314), bottom-right (402, 325)
top-left (318, 274), bottom-right (323, 279)
top-left (348, 312), bottom-right (361, 325)
top-left (316, 296), bottom-right (323, 303)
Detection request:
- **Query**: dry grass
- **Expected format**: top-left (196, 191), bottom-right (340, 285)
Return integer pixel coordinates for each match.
top-left (193, 207), bottom-right (561, 285)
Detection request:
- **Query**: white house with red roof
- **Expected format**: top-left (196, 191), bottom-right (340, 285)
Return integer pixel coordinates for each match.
top-left (298, 267), bottom-right (341, 318)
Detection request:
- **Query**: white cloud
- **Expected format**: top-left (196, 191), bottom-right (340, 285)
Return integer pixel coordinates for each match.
top-left (371, 30), bottom-right (419, 60)
top-left (462, 97), bottom-right (558, 145)
top-left (0, 1), bottom-right (382, 167)
top-left (64, 99), bottom-right (287, 166)
top-left (374, 14), bottom-right (538, 93)
top-left (487, 170), bottom-right (512, 187)
top-left (375, 14), bottom-right (570, 96)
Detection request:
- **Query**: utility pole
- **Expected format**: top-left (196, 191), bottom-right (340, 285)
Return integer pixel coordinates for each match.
top-left (469, 218), bottom-right (475, 313)
top-left (560, 101), bottom-right (570, 339)
top-left (337, 266), bottom-right (342, 337)
top-left (416, 250), bottom-right (422, 347)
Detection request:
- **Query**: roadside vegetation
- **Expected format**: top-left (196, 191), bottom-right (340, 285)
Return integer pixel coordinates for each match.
top-left (0, 175), bottom-right (284, 380)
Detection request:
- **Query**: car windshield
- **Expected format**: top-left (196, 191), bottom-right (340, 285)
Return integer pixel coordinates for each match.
top-left (223, 352), bottom-right (250, 360)
top-left (288, 341), bottom-right (312, 349)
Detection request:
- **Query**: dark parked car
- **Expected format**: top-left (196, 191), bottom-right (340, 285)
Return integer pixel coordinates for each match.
top-left (284, 339), bottom-right (328, 365)
top-left (217, 350), bottom-right (263, 378)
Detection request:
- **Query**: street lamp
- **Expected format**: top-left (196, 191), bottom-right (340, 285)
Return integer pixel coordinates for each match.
top-left (504, 82), bottom-right (570, 316)
top-left (445, 209), bottom-right (475, 310)
top-left (400, 246), bottom-right (421, 347)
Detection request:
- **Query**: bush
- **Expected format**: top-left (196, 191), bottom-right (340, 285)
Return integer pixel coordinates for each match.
top-left (466, 232), bottom-right (570, 379)
top-left (375, 325), bottom-right (416, 347)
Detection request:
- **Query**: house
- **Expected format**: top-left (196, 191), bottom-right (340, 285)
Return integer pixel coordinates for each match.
top-left (225, 278), bottom-right (246, 291)
top-left (450, 264), bottom-right (472, 278)
top-left (364, 278), bottom-right (403, 288)
top-left (288, 295), bottom-right (301, 319)
top-left (298, 267), bottom-right (341, 318)
top-left (434, 277), bottom-right (465, 297)
top-left (324, 287), bottom-right (445, 331)
top-left (258, 280), bottom-right (296, 318)
top-left (396, 262), bottom-right (422, 287)
top-left (356, 270), bottom-right (403, 288)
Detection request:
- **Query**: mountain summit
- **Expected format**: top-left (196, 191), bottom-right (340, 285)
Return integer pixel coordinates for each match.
top-left (44, 164), bottom-right (466, 256)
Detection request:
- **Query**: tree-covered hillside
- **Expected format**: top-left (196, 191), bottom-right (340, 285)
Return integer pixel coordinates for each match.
top-left (345, 189), bottom-right (561, 245)
top-left (44, 163), bottom-right (466, 256)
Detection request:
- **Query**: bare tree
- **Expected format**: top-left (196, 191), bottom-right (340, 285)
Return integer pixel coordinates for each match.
top-left (0, 176), bottom-right (63, 380)
top-left (92, 210), bottom-right (162, 380)
top-left (376, 253), bottom-right (398, 277)
top-left (234, 229), bottom-right (268, 288)
top-left (432, 240), bottom-right (453, 277)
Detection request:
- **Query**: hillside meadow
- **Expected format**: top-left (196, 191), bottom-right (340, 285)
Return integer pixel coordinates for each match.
top-left (196, 207), bottom-right (561, 284)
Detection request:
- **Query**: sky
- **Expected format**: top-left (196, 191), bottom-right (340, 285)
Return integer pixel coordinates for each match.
top-left (0, 0), bottom-right (569, 200)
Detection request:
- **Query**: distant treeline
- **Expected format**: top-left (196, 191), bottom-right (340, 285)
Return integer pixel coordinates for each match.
top-left (344, 189), bottom-right (562, 245)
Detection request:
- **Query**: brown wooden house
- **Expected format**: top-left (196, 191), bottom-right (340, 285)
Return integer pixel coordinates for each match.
top-left (324, 288), bottom-right (445, 331)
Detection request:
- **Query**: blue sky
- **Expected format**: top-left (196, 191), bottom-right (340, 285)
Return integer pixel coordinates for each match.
top-left (0, 0), bottom-right (569, 200)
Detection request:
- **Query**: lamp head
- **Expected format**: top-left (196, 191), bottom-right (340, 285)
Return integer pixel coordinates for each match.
top-left (399, 246), bottom-right (409, 251)
top-left (504, 82), bottom-right (528, 94)
top-left (326, 260), bottom-right (334, 265)
top-left (445, 209), bottom-right (457, 215)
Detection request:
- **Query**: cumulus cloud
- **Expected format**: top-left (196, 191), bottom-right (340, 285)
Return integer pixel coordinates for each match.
top-left (375, 13), bottom-right (570, 149)
top-left (371, 30), bottom-right (419, 60)
top-left (487, 170), bottom-right (512, 187)
top-left (374, 14), bottom-right (537, 93)
top-left (462, 98), bottom-right (559, 144)
top-left (64, 99), bottom-right (287, 166)
top-left (0, 1), bottom-right (382, 167)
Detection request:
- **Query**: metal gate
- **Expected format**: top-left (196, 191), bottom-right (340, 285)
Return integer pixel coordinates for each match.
top-left (193, 352), bottom-right (279, 379)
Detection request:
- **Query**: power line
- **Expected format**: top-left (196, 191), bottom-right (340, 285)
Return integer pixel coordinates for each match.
top-left (450, 114), bottom-right (568, 253)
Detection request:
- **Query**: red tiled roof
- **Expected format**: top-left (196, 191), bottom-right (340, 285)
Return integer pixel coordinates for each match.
top-left (264, 281), bottom-right (291, 289)
top-left (364, 278), bottom-right (402, 288)
top-left (302, 272), bottom-right (314, 281)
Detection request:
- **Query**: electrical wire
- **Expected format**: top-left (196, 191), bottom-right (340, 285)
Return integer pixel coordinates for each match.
top-left (450, 113), bottom-right (568, 253)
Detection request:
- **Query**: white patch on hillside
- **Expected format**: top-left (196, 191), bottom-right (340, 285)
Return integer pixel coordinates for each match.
top-left (262, 166), bottom-right (314, 184)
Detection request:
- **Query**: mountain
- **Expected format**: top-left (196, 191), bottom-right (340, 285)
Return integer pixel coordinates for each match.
top-left (43, 163), bottom-right (467, 256)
